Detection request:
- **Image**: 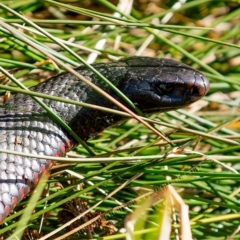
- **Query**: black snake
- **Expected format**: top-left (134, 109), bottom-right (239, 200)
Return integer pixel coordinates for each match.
top-left (0, 56), bottom-right (209, 223)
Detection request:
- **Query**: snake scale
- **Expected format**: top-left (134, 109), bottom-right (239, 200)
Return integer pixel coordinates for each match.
top-left (0, 56), bottom-right (209, 223)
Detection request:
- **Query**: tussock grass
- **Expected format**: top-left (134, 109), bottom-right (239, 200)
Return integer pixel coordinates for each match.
top-left (0, 0), bottom-right (239, 239)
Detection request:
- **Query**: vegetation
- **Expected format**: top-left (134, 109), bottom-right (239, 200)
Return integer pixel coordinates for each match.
top-left (0, 0), bottom-right (239, 239)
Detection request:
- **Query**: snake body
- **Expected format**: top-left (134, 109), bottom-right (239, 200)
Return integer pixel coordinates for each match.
top-left (0, 57), bottom-right (209, 223)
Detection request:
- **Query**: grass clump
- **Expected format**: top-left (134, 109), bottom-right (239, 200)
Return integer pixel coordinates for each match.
top-left (0, 0), bottom-right (239, 239)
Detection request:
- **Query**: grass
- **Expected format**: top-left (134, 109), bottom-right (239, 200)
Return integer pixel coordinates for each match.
top-left (0, 0), bottom-right (240, 239)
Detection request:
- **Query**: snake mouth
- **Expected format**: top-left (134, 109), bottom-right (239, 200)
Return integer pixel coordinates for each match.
top-left (168, 73), bottom-right (209, 105)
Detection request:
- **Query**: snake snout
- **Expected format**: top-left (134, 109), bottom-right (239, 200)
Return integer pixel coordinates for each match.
top-left (184, 72), bottom-right (210, 104)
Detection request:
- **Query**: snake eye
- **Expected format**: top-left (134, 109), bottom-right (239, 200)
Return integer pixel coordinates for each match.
top-left (157, 83), bottom-right (173, 94)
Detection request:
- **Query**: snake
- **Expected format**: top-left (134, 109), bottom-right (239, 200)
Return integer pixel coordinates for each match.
top-left (0, 56), bottom-right (209, 223)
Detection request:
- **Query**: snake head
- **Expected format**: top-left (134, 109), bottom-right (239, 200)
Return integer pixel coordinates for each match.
top-left (117, 57), bottom-right (210, 113)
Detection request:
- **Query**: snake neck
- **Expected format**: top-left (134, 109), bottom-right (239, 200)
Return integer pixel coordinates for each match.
top-left (28, 66), bottom-right (127, 142)
top-left (69, 106), bottom-right (123, 141)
